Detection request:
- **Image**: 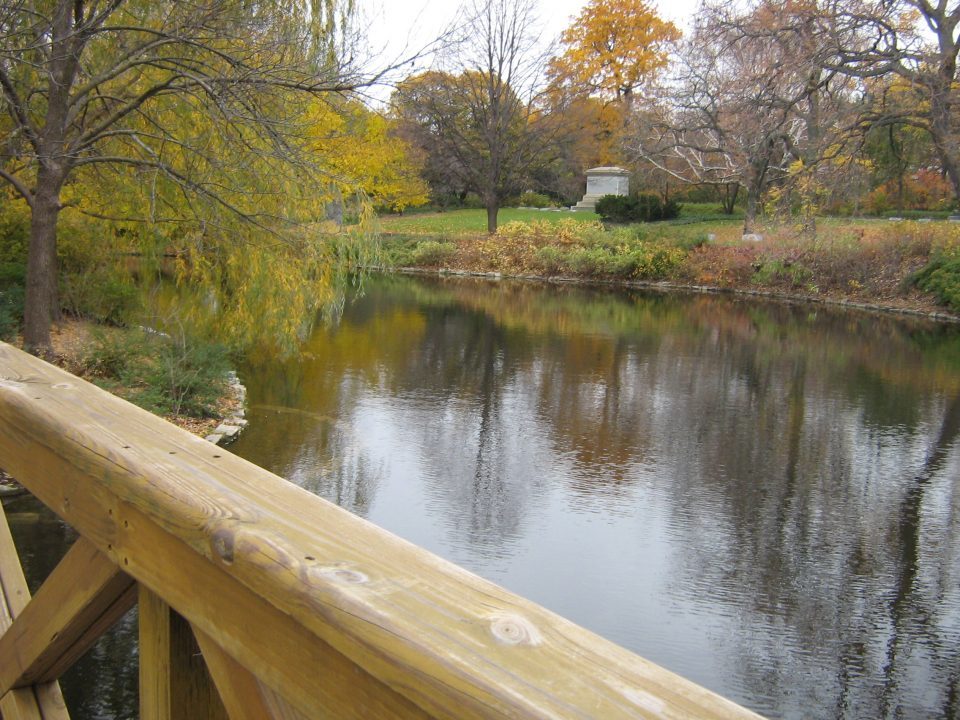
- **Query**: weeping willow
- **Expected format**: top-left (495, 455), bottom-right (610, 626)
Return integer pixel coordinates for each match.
top-left (0, 0), bottom-right (391, 354)
top-left (48, 0), bottom-right (385, 356)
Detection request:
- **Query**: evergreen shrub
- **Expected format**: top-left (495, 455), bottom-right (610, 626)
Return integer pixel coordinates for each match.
top-left (594, 193), bottom-right (681, 223)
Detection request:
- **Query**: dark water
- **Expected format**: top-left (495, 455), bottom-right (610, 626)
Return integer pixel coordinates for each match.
top-left (8, 274), bottom-right (960, 719)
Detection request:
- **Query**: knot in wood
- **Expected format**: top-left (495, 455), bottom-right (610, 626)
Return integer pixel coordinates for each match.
top-left (211, 528), bottom-right (235, 565)
top-left (488, 613), bottom-right (542, 647)
top-left (319, 566), bottom-right (368, 585)
top-left (52, 382), bottom-right (73, 390)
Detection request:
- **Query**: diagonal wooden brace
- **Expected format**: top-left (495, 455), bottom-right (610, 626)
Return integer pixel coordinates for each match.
top-left (0, 535), bottom-right (136, 695)
top-left (0, 504), bottom-right (71, 720)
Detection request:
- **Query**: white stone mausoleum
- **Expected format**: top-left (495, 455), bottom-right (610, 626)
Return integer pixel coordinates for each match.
top-left (570, 166), bottom-right (630, 212)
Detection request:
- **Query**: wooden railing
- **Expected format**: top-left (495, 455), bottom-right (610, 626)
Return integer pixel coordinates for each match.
top-left (0, 341), bottom-right (764, 720)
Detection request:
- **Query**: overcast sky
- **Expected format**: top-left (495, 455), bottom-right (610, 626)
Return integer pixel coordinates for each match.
top-left (361, 0), bottom-right (701, 101)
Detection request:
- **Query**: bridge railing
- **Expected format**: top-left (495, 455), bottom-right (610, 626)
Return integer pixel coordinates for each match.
top-left (0, 341), bottom-right (763, 719)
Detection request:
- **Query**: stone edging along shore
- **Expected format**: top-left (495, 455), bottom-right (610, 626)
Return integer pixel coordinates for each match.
top-left (204, 370), bottom-right (248, 446)
top-left (389, 266), bottom-right (960, 324)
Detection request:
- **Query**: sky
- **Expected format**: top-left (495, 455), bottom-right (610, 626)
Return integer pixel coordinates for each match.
top-left (364, 0), bottom-right (701, 50)
top-left (361, 0), bottom-right (700, 100)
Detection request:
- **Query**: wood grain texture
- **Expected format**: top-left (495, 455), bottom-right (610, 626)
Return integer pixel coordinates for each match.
top-left (0, 537), bottom-right (135, 692)
top-left (139, 585), bottom-right (172, 720)
top-left (0, 505), bottom-right (70, 720)
top-left (139, 587), bottom-right (229, 720)
top-left (0, 342), bottom-right (766, 720)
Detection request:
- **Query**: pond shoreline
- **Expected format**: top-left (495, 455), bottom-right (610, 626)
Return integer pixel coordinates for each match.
top-left (390, 265), bottom-right (960, 324)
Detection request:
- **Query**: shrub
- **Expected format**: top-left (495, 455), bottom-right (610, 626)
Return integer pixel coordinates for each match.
top-left (635, 245), bottom-right (686, 278)
top-left (911, 255), bottom-right (960, 311)
top-left (462, 193), bottom-right (485, 209)
top-left (0, 262), bottom-right (25, 340)
top-left (518, 191), bottom-right (552, 208)
top-left (675, 233), bottom-right (711, 251)
top-left (565, 243), bottom-right (685, 279)
top-left (60, 267), bottom-right (141, 324)
top-left (58, 224), bottom-right (141, 324)
top-left (594, 193), bottom-right (681, 223)
top-left (497, 219), bottom-right (603, 244)
top-left (146, 333), bottom-right (230, 417)
top-left (0, 284), bottom-right (23, 340)
top-left (82, 326), bottom-right (230, 417)
top-left (751, 259), bottom-right (813, 289)
top-left (409, 240), bottom-right (457, 266)
top-left (594, 195), bottom-right (636, 223)
top-left (0, 201), bottom-right (29, 264)
top-left (531, 246), bottom-right (566, 274)
top-left (81, 327), bottom-right (148, 379)
top-left (661, 198), bottom-right (682, 221)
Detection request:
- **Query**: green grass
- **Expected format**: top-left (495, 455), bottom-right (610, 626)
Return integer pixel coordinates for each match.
top-left (378, 208), bottom-right (601, 234)
top-left (377, 205), bottom-right (747, 236)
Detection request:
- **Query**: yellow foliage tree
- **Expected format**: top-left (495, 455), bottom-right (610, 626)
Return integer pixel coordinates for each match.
top-left (55, 73), bottom-right (397, 356)
top-left (306, 100), bottom-right (429, 212)
top-left (0, 0), bottom-right (385, 354)
top-left (548, 0), bottom-right (681, 102)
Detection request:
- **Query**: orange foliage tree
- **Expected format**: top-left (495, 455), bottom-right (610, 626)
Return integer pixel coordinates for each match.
top-left (547, 0), bottom-right (680, 103)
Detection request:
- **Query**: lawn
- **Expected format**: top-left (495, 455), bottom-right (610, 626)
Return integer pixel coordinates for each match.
top-left (377, 204), bottom-right (750, 235)
top-left (377, 208), bottom-right (605, 235)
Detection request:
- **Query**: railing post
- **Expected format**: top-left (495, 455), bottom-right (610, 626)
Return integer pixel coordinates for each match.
top-left (138, 585), bottom-right (228, 720)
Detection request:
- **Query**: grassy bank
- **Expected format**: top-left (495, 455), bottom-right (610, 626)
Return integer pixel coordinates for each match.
top-left (379, 210), bottom-right (960, 318)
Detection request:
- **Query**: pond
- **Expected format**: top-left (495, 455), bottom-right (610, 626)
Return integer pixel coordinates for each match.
top-left (8, 273), bottom-right (960, 719)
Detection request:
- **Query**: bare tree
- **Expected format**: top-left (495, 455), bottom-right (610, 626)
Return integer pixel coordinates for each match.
top-left (391, 0), bottom-right (554, 233)
top-left (0, 0), bottom-right (369, 354)
top-left (636, 1), bottom-right (855, 232)
top-left (819, 0), bottom-right (960, 206)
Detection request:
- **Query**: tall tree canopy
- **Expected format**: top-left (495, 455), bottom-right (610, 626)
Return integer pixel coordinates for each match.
top-left (635, 0), bottom-right (857, 231)
top-left (0, 0), bottom-right (370, 354)
top-left (547, 0), bottom-right (680, 102)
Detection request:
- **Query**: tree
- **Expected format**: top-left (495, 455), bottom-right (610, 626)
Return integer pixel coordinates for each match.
top-left (390, 72), bottom-right (475, 207)
top-left (547, 0), bottom-right (680, 104)
top-left (391, 0), bottom-right (553, 233)
top-left (862, 84), bottom-right (939, 212)
top-left (541, 0), bottom-right (679, 202)
top-left (819, 0), bottom-right (960, 207)
top-left (0, 0), bottom-right (366, 355)
top-left (635, 0), bottom-right (855, 232)
top-left (307, 99), bottom-right (429, 212)
top-left (533, 95), bottom-right (626, 202)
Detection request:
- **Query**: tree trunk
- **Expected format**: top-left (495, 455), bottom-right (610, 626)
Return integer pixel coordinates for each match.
top-left (742, 155), bottom-right (769, 235)
top-left (928, 53), bottom-right (960, 208)
top-left (485, 201), bottom-right (498, 234)
top-left (722, 183), bottom-right (740, 214)
top-left (22, 0), bottom-right (77, 356)
top-left (23, 178), bottom-right (64, 356)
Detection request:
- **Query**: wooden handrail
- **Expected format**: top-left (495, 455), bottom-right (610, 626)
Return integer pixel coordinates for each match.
top-left (0, 341), bottom-right (764, 719)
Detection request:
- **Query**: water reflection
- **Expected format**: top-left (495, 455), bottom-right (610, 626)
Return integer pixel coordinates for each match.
top-left (8, 274), bottom-right (958, 719)
top-left (233, 275), bottom-right (960, 719)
